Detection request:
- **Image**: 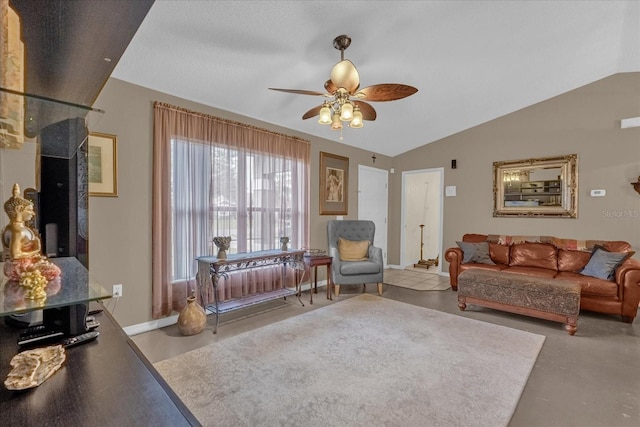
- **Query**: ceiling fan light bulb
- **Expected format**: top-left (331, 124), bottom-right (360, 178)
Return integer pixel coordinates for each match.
top-left (340, 102), bottom-right (354, 122)
top-left (318, 105), bottom-right (332, 124)
top-left (330, 113), bottom-right (343, 130)
top-left (350, 109), bottom-right (363, 128)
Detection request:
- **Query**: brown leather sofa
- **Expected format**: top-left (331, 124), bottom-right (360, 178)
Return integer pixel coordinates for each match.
top-left (445, 234), bottom-right (640, 323)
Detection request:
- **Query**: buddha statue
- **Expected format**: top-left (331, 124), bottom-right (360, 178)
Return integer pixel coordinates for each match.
top-left (3, 183), bottom-right (41, 260)
top-left (2, 183), bottom-right (60, 287)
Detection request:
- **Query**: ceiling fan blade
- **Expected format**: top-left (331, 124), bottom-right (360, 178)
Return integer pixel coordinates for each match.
top-left (354, 84), bottom-right (418, 102)
top-left (269, 88), bottom-right (327, 96)
top-left (324, 79), bottom-right (338, 95)
top-left (302, 105), bottom-right (323, 120)
top-left (353, 101), bottom-right (377, 121)
top-left (330, 60), bottom-right (360, 93)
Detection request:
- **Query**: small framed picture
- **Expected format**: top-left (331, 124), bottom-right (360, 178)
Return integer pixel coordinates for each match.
top-left (88, 132), bottom-right (118, 197)
top-left (319, 151), bottom-right (348, 215)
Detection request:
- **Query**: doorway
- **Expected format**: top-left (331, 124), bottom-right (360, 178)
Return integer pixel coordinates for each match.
top-left (358, 165), bottom-right (388, 266)
top-left (401, 168), bottom-right (444, 272)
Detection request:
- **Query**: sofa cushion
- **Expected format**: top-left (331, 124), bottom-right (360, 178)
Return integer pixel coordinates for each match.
top-left (503, 266), bottom-right (558, 279)
top-left (558, 249), bottom-right (591, 272)
top-left (339, 260), bottom-right (380, 275)
top-left (509, 243), bottom-right (558, 270)
top-left (580, 245), bottom-right (633, 281)
top-left (456, 241), bottom-right (495, 265)
top-left (338, 237), bottom-right (369, 261)
top-left (462, 233), bottom-right (489, 243)
top-left (489, 243), bottom-right (510, 265)
top-left (600, 241), bottom-right (633, 253)
top-left (460, 263), bottom-right (507, 274)
top-left (555, 271), bottom-right (619, 297)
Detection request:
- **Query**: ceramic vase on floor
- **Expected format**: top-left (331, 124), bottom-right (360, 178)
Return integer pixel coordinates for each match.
top-left (177, 292), bottom-right (207, 336)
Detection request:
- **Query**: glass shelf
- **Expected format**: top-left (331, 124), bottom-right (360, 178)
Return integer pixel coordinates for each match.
top-left (0, 257), bottom-right (112, 317)
top-left (1, 87), bottom-right (104, 154)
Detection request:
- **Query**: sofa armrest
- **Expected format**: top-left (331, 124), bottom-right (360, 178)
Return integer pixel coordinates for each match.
top-left (444, 247), bottom-right (463, 291)
top-left (368, 245), bottom-right (383, 266)
top-left (616, 257), bottom-right (640, 322)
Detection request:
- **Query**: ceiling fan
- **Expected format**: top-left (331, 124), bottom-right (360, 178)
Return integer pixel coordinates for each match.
top-left (269, 34), bottom-right (418, 132)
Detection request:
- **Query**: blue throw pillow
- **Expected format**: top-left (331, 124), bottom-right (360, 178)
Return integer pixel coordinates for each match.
top-left (580, 245), bottom-right (632, 281)
top-left (456, 241), bottom-right (495, 265)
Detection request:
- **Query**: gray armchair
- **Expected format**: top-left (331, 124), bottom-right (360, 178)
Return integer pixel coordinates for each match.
top-left (327, 220), bottom-right (384, 297)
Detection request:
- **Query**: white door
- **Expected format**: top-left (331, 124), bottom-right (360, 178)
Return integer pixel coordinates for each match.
top-left (401, 168), bottom-right (443, 272)
top-left (358, 165), bottom-right (388, 266)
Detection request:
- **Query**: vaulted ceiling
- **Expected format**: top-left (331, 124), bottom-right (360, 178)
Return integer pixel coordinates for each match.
top-left (112, 1), bottom-right (640, 157)
top-left (11, 1), bottom-right (639, 157)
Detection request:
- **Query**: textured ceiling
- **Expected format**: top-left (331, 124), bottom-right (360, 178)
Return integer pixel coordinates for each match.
top-left (112, 1), bottom-right (640, 157)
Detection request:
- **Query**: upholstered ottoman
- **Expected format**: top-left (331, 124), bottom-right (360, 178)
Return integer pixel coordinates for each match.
top-left (457, 269), bottom-right (581, 335)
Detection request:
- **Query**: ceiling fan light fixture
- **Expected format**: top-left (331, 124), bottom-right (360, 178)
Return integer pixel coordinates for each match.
top-left (330, 113), bottom-right (343, 130)
top-left (269, 34), bottom-right (418, 138)
top-left (340, 101), bottom-right (354, 122)
top-left (318, 103), bottom-right (332, 124)
top-left (350, 106), bottom-right (363, 128)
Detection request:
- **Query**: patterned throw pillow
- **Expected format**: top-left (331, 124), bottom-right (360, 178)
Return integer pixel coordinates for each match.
top-left (580, 245), bottom-right (633, 281)
top-left (456, 241), bottom-right (495, 265)
top-left (338, 237), bottom-right (369, 261)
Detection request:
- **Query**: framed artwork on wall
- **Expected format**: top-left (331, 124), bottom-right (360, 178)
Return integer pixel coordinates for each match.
top-left (319, 151), bottom-right (348, 215)
top-left (88, 132), bottom-right (118, 197)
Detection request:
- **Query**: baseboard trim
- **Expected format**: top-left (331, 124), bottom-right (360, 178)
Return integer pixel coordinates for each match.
top-left (123, 282), bottom-right (323, 336)
top-left (386, 264), bottom-right (449, 277)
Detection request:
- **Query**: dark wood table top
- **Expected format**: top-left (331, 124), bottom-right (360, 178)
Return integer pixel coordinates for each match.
top-left (0, 303), bottom-right (199, 426)
top-left (304, 254), bottom-right (333, 266)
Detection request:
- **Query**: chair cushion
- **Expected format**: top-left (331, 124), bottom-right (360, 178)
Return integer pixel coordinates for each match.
top-left (340, 260), bottom-right (381, 275)
top-left (338, 237), bottom-right (369, 261)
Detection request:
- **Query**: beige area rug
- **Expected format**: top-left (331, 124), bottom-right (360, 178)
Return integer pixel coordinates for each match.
top-left (383, 267), bottom-right (451, 291)
top-left (155, 295), bottom-right (545, 427)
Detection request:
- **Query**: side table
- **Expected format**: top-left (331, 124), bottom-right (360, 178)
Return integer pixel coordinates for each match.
top-left (303, 255), bottom-right (333, 303)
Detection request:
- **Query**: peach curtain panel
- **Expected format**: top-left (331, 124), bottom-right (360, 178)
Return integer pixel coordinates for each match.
top-left (152, 102), bottom-right (310, 318)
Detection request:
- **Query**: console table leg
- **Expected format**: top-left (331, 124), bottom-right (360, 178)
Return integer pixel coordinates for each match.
top-left (212, 273), bottom-right (220, 334)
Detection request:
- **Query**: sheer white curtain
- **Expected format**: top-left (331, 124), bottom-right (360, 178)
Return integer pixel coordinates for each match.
top-left (153, 102), bottom-right (310, 318)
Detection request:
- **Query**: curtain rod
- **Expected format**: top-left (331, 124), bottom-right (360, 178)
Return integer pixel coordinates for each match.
top-left (154, 101), bottom-right (310, 145)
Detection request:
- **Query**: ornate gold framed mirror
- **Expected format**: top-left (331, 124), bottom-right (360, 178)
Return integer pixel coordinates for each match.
top-left (493, 154), bottom-right (578, 218)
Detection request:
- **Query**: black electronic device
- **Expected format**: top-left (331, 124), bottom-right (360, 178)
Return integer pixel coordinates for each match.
top-left (39, 117), bottom-right (89, 267)
top-left (17, 311), bottom-right (100, 347)
top-left (62, 331), bottom-right (99, 348)
top-left (18, 328), bottom-right (64, 347)
top-left (86, 318), bottom-right (100, 330)
top-left (42, 303), bottom-right (89, 336)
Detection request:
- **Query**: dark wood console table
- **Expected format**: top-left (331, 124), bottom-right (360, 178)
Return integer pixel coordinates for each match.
top-left (197, 249), bottom-right (306, 333)
top-left (0, 302), bottom-right (199, 426)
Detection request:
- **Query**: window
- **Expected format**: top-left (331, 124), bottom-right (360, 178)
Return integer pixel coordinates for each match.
top-left (153, 102), bottom-right (310, 318)
top-left (170, 139), bottom-right (306, 282)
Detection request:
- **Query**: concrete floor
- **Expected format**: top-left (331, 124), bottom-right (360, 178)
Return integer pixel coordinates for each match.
top-left (132, 282), bottom-right (640, 427)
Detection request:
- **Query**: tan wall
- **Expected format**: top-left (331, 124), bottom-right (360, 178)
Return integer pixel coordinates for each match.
top-left (91, 73), bottom-right (639, 328)
top-left (389, 73), bottom-right (640, 265)
top-left (89, 78), bottom-right (391, 327)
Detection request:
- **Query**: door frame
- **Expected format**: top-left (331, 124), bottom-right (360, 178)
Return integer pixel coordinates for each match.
top-left (358, 164), bottom-right (388, 267)
top-left (400, 167), bottom-right (444, 273)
